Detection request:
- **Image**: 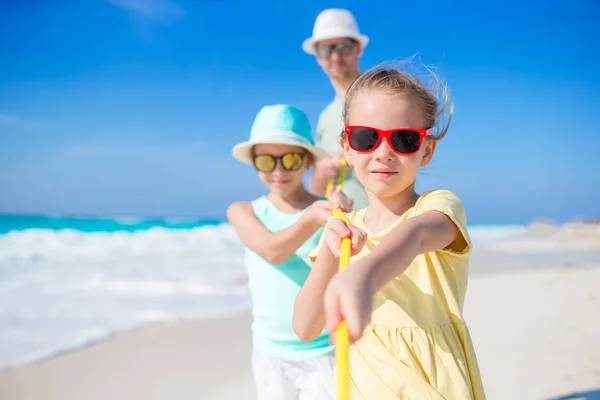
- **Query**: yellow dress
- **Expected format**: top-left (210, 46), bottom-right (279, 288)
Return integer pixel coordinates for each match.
top-left (311, 190), bottom-right (486, 399)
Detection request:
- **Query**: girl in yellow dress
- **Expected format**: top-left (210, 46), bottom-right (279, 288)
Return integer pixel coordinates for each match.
top-left (293, 61), bottom-right (487, 399)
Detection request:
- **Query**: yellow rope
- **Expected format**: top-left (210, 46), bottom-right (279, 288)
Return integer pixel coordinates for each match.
top-left (323, 158), bottom-right (351, 399)
top-left (331, 208), bottom-right (351, 400)
top-left (326, 158), bottom-right (347, 198)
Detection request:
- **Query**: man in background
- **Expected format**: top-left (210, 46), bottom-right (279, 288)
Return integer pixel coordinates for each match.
top-left (302, 8), bottom-right (369, 210)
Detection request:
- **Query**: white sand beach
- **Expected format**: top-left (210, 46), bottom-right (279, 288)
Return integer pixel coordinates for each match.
top-left (1, 223), bottom-right (599, 400)
top-left (0, 311), bottom-right (256, 400)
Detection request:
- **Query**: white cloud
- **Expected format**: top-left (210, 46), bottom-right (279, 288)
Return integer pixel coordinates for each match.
top-left (107, 0), bottom-right (185, 23)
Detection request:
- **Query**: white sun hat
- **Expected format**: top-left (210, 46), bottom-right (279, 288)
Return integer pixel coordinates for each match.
top-left (302, 8), bottom-right (369, 55)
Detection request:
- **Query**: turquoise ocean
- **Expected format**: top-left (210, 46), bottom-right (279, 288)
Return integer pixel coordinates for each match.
top-left (0, 213), bottom-right (525, 370)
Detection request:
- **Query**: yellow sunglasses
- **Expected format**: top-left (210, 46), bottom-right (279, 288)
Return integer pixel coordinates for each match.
top-left (252, 152), bottom-right (305, 173)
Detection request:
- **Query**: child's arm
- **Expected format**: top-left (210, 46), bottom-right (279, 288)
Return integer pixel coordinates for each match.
top-left (293, 221), bottom-right (367, 341)
top-left (227, 201), bottom-right (328, 265)
top-left (324, 210), bottom-right (467, 342)
top-left (292, 244), bottom-right (338, 341)
top-left (361, 210), bottom-right (466, 294)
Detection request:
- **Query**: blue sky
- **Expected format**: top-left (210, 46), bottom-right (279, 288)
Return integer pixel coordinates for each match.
top-left (0, 0), bottom-right (598, 224)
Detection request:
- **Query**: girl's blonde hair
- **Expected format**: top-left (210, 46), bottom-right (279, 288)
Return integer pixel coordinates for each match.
top-left (343, 56), bottom-right (454, 140)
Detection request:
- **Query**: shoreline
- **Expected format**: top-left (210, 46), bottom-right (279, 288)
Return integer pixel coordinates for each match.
top-left (1, 222), bottom-right (599, 399)
top-left (1, 264), bottom-right (599, 400)
top-left (0, 305), bottom-right (254, 373)
top-left (3, 259), bottom-right (599, 373)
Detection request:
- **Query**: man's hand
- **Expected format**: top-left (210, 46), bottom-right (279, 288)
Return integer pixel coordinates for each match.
top-left (317, 155), bottom-right (352, 180)
top-left (316, 155), bottom-right (341, 181)
top-left (328, 188), bottom-right (354, 212)
top-left (311, 154), bottom-right (352, 197)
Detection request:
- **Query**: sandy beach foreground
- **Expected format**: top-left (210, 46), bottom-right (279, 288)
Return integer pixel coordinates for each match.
top-left (0, 311), bottom-right (257, 400)
top-left (1, 224), bottom-right (599, 400)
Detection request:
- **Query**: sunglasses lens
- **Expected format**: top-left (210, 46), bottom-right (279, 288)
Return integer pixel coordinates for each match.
top-left (390, 130), bottom-right (421, 153)
top-left (254, 155), bottom-right (275, 172)
top-left (349, 128), bottom-right (380, 151)
top-left (315, 45), bottom-right (331, 58)
top-left (336, 41), bottom-right (353, 55)
top-left (316, 40), bottom-right (353, 58)
top-left (281, 153), bottom-right (304, 171)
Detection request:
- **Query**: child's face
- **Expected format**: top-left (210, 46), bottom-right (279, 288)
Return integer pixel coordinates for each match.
top-left (252, 144), bottom-right (310, 197)
top-left (343, 90), bottom-right (436, 199)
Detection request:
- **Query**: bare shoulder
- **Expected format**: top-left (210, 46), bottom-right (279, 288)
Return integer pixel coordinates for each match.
top-left (226, 201), bottom-right (253, 222)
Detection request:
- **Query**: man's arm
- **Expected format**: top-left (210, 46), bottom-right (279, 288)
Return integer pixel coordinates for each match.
top-left (310, 156), bottom-right (339, 197)
top-left (311, 114), bottom-right (341, 197)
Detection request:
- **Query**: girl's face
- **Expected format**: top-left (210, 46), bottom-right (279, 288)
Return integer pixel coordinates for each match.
top-left (342, 90), bottom-right (437, 199)
top-left (252, 144), bottom-right (311, 197)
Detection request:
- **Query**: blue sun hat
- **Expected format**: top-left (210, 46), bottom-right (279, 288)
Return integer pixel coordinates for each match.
top-left (232, 104), bottom-right (328, 164)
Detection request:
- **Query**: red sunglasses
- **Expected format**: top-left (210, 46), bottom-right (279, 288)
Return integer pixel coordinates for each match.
top-left (344, 125), bottom-right (432, 155)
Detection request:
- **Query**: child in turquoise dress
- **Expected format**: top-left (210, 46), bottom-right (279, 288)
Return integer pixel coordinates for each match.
top-left (227, 104), bottom-right (352, 400)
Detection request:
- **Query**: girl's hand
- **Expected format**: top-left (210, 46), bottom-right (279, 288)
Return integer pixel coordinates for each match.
top-left (305, 200), bottom-right (340, 227)
top-left (324, 218), bottom-right (367, 258)
top-left (324, 263), bottom-right (373, 344)
top-left (327, 188), bottom-right (354, 212)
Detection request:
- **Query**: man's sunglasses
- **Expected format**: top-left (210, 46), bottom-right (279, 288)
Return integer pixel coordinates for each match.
top-left (344, 125), bottom-right (432, 155)
top-left (315, 39), bottom-right (355, 59)
top-left (252, 152), bottom-right (305, 173)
